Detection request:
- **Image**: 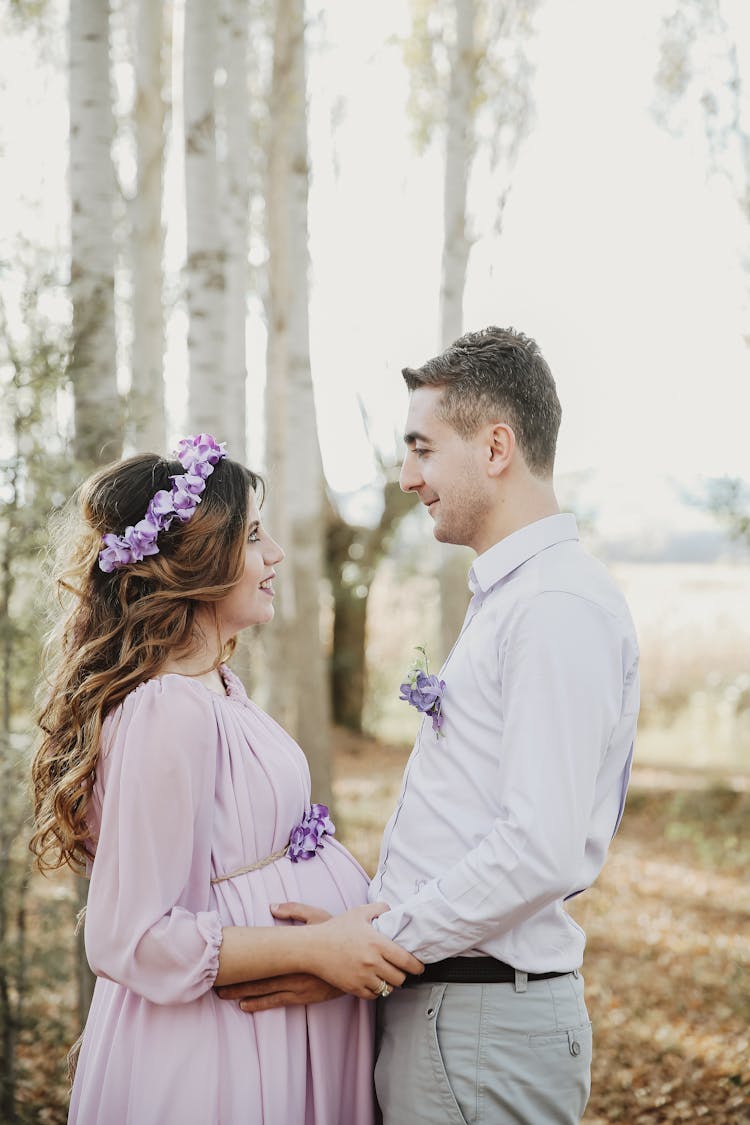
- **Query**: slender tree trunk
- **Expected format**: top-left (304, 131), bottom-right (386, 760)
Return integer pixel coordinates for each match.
top-left (184, 0), bottom-right (226, 434)
top-left (265, 0), bottom-right (331, 804)
top-left (69, 0), bottom-right (121, 464)
top-left (131, 0), bottom-right (166, 452)
top-left (328, 478), bottom-right (416, 732)
top-left (220, 0), bottom-right (251, 459)
top-left (437, 0), bottom-right (476, 660)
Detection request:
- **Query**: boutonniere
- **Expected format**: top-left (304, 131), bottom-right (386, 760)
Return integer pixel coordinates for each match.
top-left (399, 645), bottom-right (446, 735)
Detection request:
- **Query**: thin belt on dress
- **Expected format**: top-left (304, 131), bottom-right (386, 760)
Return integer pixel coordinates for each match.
top-left (402, 957), bottom-right (570, 986)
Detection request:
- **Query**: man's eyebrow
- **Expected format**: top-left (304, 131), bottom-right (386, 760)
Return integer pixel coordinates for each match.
top-left (403, 430), bottom-right (434, 446)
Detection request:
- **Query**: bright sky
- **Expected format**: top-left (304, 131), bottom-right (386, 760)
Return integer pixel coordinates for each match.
top-left (2, 0), bottom-right (750, 549)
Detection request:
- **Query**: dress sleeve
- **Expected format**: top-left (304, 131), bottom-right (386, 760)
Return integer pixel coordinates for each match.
top-left (84, 678), bottom-right (223, 1005)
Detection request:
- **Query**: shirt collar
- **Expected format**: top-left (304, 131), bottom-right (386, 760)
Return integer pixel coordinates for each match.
top-left (469, 513), bottom-right (579, 595)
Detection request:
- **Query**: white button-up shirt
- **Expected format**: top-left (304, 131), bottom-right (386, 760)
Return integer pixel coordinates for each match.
top-left (370, 513), bottom-right (639, 972)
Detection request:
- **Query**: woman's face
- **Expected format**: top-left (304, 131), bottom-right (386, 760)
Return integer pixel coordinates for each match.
top-left (214, 492), bottom-right (284, 639)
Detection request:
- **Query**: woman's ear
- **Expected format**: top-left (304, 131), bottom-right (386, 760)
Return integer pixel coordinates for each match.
top-left (487, 423), bottom-right (515, 477)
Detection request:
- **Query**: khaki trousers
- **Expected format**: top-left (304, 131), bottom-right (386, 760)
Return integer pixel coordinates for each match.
top-left (375, 971), bottom-right (592, 1125)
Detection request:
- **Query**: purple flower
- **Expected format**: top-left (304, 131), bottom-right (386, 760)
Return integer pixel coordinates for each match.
top-left (123, 519), bottom-right (160, 562)
top-left (287, 804), bottom-right (336, 862)
top-left (170, 474), bottom-right (205, 522)
top-left (175, 434), bottom-right (227, 473)
top-left (146, 489), bottom-right (176, 527)
top-left (98, 533), bottom-right (134, 573)
top-left (399, 649), bottom-right (446, 735)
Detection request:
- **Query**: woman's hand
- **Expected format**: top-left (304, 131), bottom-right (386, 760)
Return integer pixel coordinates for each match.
top-left (301, 901), bottom-right (424, 999)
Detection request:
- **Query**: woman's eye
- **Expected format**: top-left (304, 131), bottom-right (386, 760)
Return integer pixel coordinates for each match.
top-left (248, 529), bottom-right (260, 543)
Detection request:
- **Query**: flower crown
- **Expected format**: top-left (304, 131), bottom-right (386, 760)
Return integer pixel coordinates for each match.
top-left (98, 433), bottom-right (228, 573)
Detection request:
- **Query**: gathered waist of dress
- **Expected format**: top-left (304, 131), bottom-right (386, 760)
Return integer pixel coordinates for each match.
top-left (210, 803), bottom-right (335, 884)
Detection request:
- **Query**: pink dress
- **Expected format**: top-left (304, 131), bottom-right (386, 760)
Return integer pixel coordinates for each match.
top-left (69, 669), bottom-right (375, 1125)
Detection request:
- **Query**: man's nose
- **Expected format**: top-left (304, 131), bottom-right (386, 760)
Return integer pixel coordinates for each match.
top-left (399, 454), bottom-right (422, 493)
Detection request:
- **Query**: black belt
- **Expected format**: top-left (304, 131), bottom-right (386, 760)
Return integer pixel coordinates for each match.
top-left (403, 957), bottom-right (570, 986)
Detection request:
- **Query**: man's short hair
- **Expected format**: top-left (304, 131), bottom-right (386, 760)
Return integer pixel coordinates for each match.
top-left (402, 326), bottom-right (562, 477)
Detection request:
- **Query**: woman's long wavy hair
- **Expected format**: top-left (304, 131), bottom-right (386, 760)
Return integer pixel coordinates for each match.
top-left (30, 452), bottom-right (261, 873)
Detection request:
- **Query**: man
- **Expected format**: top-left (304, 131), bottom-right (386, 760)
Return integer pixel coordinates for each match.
top-left (221, 326), bottom-right (639, 1125)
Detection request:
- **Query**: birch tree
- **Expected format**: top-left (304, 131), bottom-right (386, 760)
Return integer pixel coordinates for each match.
top-left (218, 0), bottom-right (252, 458)
top-left (184, 0), bottom-right (227, 436)
top-left (436, 0), bottom-right (477, 658)
top-left (407, 0), bottom-right (539, 657)
top-left (69, 0), bottom-right (121, 465)
top-left (265, 0), bottom-right (331, 804)
top-left (130, 0), bottom-right (167, 452)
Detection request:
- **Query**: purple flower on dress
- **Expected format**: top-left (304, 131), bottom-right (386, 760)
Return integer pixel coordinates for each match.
top-left (288, 804), bottom-right (336, 862)
top-left (399, 646), bottom-right (446, 735)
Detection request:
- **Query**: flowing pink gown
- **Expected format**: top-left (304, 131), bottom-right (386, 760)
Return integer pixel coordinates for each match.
top-left (69, 668), bottom-right (375, 1125)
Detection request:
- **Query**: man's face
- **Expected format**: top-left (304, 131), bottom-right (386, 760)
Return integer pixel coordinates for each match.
top-left (399, 386), bottom-right (492, 552)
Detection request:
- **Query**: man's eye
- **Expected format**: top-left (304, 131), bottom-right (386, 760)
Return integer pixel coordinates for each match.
top-left (415, 448), bottom-right (430, 458)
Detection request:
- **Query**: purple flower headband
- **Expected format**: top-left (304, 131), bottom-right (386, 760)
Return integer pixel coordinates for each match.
top-left (98, 433), bottom-right (228, 573)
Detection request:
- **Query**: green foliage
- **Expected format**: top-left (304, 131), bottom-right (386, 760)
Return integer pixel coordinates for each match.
top-left (0, 255), bottom-right (77, 1122)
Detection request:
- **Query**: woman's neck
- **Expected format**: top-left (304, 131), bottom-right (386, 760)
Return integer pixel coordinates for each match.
top-left (159, 633), bottom-right (227, 695)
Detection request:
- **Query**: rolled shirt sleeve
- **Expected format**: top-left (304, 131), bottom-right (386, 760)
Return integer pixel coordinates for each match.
top-left (85, 678), bottom-right (223, 1005)
top-left (373, 591), bottom-right (630, 963)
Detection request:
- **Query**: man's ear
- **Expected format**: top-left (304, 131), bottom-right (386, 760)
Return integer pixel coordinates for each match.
top-left (487, 423), bottom-right (515, 477)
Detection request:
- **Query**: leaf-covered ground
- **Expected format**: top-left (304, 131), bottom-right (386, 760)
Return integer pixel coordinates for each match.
top-left (333, 733), bottom-right (750, 1125)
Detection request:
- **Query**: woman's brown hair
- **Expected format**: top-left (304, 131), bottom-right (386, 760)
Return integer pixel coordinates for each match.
top-left (29, 452), bottom-right (261, 873)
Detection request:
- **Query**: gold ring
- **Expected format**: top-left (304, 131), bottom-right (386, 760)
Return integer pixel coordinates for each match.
top-left (376, 979), bottom-right (393, 998)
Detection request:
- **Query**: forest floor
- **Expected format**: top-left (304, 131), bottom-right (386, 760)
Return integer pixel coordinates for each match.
top-left (332, 729), bottom-right (750, 1125)
top-left (17, 730), bottom-right (750, 1124)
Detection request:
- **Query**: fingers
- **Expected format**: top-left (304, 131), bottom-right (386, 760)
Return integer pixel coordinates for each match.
top-left (384, 945), bottom-right (424, 976)
top-left (364, 901), bottom-right (391, 922)
top-left (270, 901), bottom-right (331, 925)
top-left (239, 990), bottom-right (297, 1013)
top-left (216, 979), bottom-right (278, 1001)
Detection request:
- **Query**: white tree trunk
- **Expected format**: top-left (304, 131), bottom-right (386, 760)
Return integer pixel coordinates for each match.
top-left (440, 0), bottom-right (475, 348)
top-left (438, 0), bottom-right (476, 659)
top-left (219, 0), bottom-right (250, 460)
top-left (69, 0), bottom-right (121, 466)
top-left (265, 0), bottom-right (331, 806)
top-left (131, 0), bottom-right (166, 452)
top-left (184, 0), bottom-right (226, 435)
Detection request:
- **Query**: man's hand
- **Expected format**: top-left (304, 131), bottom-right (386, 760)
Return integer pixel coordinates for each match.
top-left (216, 973), bottom-right (342, 1012)
top-left (215, 903), bottom-right (338, 1011)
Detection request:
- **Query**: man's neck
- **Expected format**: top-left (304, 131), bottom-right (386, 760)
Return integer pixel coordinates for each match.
top-left (472, 482), bottom-right (559, 556)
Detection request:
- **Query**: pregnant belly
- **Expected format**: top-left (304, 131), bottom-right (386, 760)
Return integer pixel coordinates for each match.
top-left (211, 837), bottom-right (371, 927)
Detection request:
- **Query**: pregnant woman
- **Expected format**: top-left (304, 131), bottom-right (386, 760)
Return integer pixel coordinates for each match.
top-left (30, 435), bottom-right (420, 1125)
